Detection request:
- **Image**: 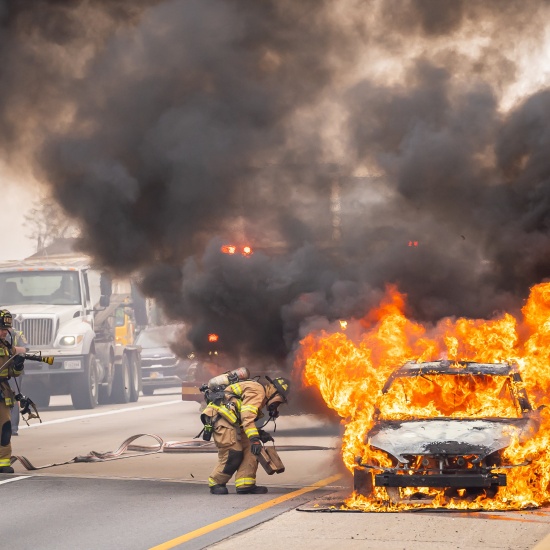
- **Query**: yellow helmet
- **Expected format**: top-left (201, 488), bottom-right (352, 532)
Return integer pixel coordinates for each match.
top-left (266, 376), bottom-right (291, 403)
top-left (0, 309), bottom-right (13, 329)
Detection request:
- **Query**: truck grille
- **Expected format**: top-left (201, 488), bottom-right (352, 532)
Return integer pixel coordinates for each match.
top-left (13, 318), bottom-right (54, 347)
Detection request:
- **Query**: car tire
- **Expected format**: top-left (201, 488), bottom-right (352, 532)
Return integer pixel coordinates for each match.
top-left (386, 487), bottom-right (402, 504)
top-left (353, 468), bottom-right (374, 497)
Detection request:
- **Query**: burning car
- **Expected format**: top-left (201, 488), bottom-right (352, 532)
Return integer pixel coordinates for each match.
top-left (353, 360), bottom-right (540, 505)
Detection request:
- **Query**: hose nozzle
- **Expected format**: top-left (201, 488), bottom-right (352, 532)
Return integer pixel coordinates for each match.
top-left (25, 353), bottom-right (54, 365)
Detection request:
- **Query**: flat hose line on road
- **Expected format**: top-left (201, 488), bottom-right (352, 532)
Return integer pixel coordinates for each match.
top-left (10, 433), bottom-right (336, 471)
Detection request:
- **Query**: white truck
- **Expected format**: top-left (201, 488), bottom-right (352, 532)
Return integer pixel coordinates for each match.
top-left (0, 254), bottom-right (145, 409)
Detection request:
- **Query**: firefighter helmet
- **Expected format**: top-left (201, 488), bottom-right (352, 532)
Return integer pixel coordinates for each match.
top-left (265, 376), bottom-right (291, 403)
top-left (0, 309), bottom-right (13, 329)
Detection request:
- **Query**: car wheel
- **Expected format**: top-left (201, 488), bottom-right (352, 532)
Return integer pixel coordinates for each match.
top-left (385, 487), bottom-right (402, 504)
top-left (464, 486), bottom-right (496, 499)
top-left (353, 468), bottom-right (374, 497)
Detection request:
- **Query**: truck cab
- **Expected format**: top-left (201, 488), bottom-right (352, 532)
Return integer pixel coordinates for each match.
top-left (0, 255), bottom-right (142, 409)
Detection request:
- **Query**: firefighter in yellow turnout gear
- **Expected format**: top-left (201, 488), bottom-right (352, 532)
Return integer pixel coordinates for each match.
top-left (0, 310), bottom-right (27, 474)
top-left (201, 374), bottom-right (290, 495)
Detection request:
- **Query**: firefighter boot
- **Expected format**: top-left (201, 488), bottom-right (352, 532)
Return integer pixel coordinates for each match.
top-left (210, 484), bottom-right (229, 495)
top-left (0, 466), bottom-right (14, 473)
top-left (236, 485), bottom-right (268, 494)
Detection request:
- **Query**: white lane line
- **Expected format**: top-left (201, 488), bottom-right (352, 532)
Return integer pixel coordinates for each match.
top-left (0, 476), bottom-right (32, 485)
top-left (19, 400), bottom-right (183, 430)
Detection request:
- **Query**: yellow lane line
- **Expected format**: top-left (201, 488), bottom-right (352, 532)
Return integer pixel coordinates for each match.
top-left (149, 474), bottom-right (343, 550)
top-left (533, 531), bottom-right (550, 550)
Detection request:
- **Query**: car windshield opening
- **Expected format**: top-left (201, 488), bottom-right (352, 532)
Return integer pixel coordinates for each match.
top-left (136, 327), bottom-right (180, 348)
top-left (378, 373), bottom-right (521, 420)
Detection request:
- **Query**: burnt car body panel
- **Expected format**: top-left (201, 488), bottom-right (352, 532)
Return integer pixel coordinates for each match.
top-left (376, 472), bottom-right (507, 489)
top-left (354, 360), bottom-right (538, 497)
top-left (369, 418), bottom-right (532, 463)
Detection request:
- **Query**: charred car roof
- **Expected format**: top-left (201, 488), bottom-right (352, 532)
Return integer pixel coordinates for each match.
top-left (381, 360), bottom-right (523, 394)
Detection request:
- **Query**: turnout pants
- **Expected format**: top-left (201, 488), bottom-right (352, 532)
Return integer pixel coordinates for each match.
top-left (208, 420), bottom-right (259, 491)
top-left (0, 400), bottom-right (12, 469)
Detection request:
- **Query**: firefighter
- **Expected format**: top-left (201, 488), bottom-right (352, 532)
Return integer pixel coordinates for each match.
top-left (202, 374), bottom-right (291, 495)
top-left (8, 320), bottom-right (29, 436)
top-left (0, 309), bottom-right (27, 473)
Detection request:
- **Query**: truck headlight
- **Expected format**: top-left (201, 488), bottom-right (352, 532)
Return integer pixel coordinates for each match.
top-left (59, 335), bottom-right (83, 346)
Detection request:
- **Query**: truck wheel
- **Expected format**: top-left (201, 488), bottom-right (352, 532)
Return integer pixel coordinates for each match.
top-left (110, 354), bottom-right (131, 404)
top-left (142, 386), bottom-right (155, 396)
top-left (129, 355), bottom-right (140, 403)
top-left (70, 354), bottom-right (99, 410)
top-left (98, 356), bottom-right (115, 405)
top-left (98, 381), bottom-right (113, 404)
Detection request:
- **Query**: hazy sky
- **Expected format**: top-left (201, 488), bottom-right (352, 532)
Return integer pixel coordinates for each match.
top-left (2, 176), bottom-right (37, 261)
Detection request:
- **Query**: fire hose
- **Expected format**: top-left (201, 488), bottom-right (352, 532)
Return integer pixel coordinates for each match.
top-left (10, 434), bottom-right (336, 471)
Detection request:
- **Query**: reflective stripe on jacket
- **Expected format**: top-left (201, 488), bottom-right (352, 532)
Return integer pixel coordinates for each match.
top-left (0, 380), bottom-right (16, 407)
top-left (204, 402), bottom-right (239, 425)
top-left (225, 380), bottom-right (267, 440)
top-left (0, 329), bottom-right (27, 378)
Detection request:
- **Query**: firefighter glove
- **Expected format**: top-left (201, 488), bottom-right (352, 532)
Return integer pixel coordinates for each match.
top-left (250, 437), bottom-right (262, 455)
top-left (202, 424), bottom-right (213, 441)
top-left (259, 430), bottom-right (273, 444)
top-left (19, 396), bottom-right (33, 416)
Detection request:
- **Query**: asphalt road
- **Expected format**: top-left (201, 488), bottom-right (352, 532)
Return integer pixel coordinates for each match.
top-left (0, 475), bottom-right (338, 550)
top-left (4, 388), bottom-right (550, 550)
top-left (7, 388), bottom-right (344, 549)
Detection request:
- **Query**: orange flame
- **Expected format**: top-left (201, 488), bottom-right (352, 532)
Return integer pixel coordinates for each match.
top-left (297, 282), bottom-right (550, 511)
top-left (208, 333), bottom-right (219, 343)
top-left (221, 245), bottom-right (237, 254)
top-left (221, 244), bottom-right (253, 256)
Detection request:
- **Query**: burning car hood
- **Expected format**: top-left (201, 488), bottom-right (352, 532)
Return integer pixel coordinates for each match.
top-left (368, 418), bottom-right (534, 463)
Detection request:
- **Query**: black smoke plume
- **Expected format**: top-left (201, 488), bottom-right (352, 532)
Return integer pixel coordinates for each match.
top-left (1, 0), bottom-right (550, 377)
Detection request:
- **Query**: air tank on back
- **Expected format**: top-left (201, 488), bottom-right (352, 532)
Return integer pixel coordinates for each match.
top-left (207, 367), bottom-right (250, 389)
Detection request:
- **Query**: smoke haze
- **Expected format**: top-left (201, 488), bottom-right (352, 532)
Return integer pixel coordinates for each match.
top-left (1, 0), bottom-right (550, 372)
